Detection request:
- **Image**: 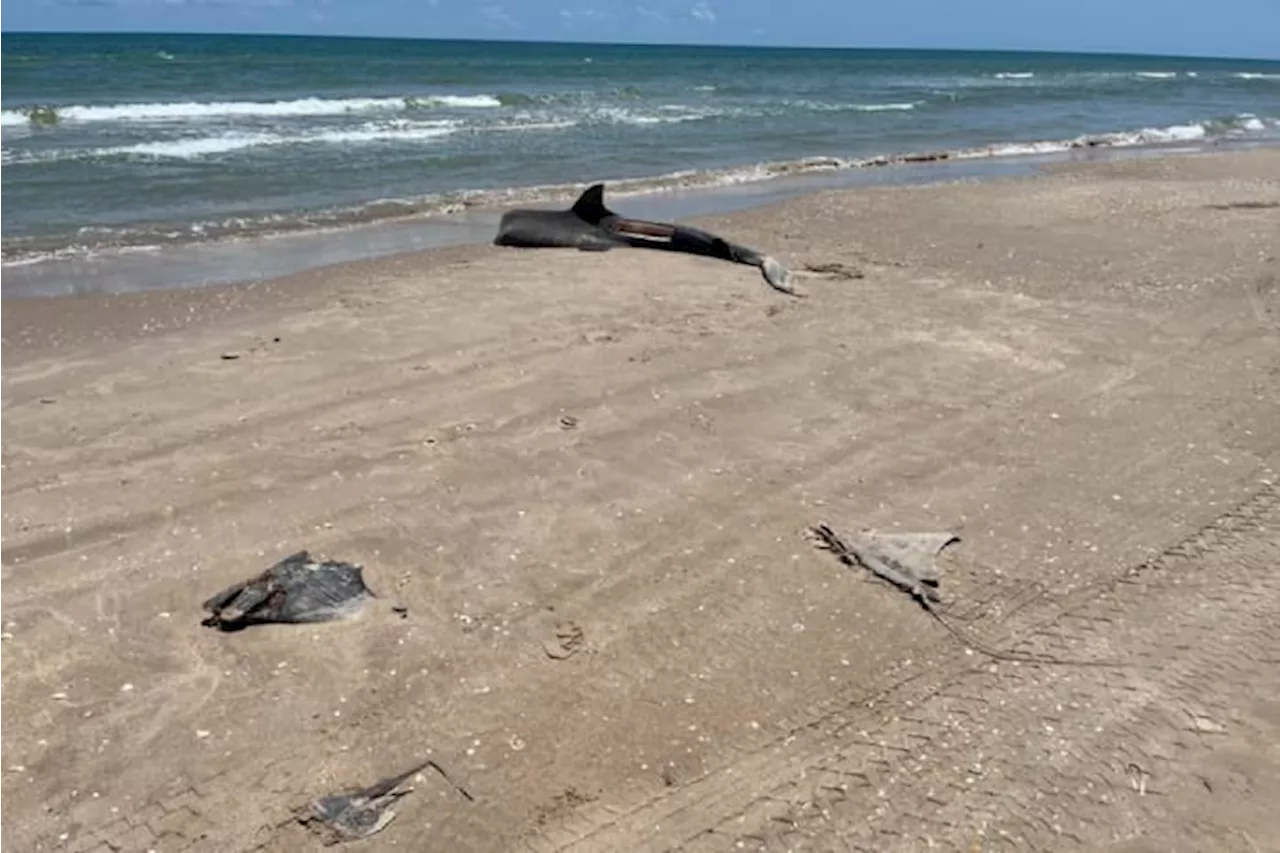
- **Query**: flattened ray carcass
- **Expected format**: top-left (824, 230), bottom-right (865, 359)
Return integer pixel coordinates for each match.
top-left (298, 758), bottom-right (474, 843)
top-left (201, 551), bottom-right (374, 632)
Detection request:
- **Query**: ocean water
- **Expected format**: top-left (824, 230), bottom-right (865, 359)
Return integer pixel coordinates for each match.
top-left (3, 32), bottom-right (1279, 270)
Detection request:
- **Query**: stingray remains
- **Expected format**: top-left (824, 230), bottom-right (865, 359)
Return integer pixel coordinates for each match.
top-left (201, 551), bottom-right (375, 632)
top-left (298, 758), bottom-right (474, 843)
top-left (807, 524), bottom-right (1125, 667)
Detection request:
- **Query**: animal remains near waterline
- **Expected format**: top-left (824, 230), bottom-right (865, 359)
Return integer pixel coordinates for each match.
top-left (494, 183), bottom-right (800, 296)
top-left (201, 550), bottom-right (375, 632)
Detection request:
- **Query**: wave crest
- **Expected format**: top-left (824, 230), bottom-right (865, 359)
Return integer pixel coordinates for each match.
top-left (0, 93), bottom-right (503, 126)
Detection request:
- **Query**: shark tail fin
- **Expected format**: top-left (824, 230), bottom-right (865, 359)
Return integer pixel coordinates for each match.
top-left (571, 183), bottom-right (614, 224)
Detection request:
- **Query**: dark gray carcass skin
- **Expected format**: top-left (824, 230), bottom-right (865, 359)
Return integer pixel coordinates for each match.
top-left (201, 551), bottom-right (374, 632)
top-left (299, 758), bottom-right (474, 842)
top-left (494, 183), bottom-right (799, 295)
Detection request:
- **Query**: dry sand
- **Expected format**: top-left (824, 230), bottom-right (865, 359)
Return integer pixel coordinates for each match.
top-left (3, 148), bottom-right (1279, 853)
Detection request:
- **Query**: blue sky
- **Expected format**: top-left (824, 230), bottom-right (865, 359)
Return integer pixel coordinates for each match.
top-left (5, 0), bottom-right (1279, 60)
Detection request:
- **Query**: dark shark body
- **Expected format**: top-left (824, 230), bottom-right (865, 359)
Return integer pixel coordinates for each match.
top-left (494, 184), bottom-right (798, 295)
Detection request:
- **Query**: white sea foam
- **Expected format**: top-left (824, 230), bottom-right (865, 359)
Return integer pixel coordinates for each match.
top-left (1135, 123), bottom-right (1207, 142)
top-left (0, 94), bottom-right (502, 126)
top-left (1233, 72), bottom-right (1280, 80)
top-left (921, 116), bottom-right (1269, 163)
top-left (2, 114), bottom-right (593, 164)
top-left (588, 106), bottom-right (710, 125)
top-left (955, 139), bottom-right (1074, 158)
top-left (852, 102), bottom-right (917, 111)
top-left (489, 118), bottom-right (578, 133)
top-left (101, 121), bottom-right (460, 157)
top-left (993, 72), bottom-right (1035, 79)
top-left (1135, 71), bottom-right (1178, 79)
top-left (111, 132), bottom-right (286, 158)
top-left (2, 256), bottom-right (45, 268)
top-left (407, 94), bottom-right (504, 109)
top-left (794, 100), bottom-right (917, 112)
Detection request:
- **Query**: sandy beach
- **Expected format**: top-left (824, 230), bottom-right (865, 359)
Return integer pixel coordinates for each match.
top-left (3, 148), bottom-right (1279, 852)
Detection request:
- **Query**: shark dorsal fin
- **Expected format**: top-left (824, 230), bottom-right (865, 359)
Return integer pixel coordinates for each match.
top-left (571, 183), bottom-right (614, 223)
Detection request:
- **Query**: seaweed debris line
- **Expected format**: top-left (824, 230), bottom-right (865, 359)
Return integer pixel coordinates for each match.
top-left (494, 183), bottom-right (800, 296)
top-left (201, 551), bottom-right (375, 632)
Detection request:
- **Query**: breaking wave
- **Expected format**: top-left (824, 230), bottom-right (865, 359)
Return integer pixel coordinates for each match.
top-left (494, 86), bottom-right (645, 107)
top-left (0, 88), bottom-right (741, 128)
top-left (0, 107), bottom-right (725, 165)
top-left (0, 93), bottom-right (504, 126)
top-left (846, 102), bottom-right (917, 112)
top-left (120, 122), bottom-right (460, 157)
top-left (1, 120), bottom-right (462, 163)
top-left (789, 100), bottom-right (917, 113)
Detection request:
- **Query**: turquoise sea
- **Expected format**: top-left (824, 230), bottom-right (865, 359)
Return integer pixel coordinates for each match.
top-left (3, 32), bottom-right (1279, 276)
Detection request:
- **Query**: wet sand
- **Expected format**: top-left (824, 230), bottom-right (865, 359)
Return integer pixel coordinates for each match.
top-left (3, 148), bottom-right (1279, 853)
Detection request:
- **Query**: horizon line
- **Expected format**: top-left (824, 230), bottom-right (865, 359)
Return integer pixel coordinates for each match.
top-left (4, 29), bottom-right (1278, 64)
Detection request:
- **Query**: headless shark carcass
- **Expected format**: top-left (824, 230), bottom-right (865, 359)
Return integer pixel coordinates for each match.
top-left (494, 183), bottom-right (799, 296)
top-left (201, 551), bottom-right (375, 632)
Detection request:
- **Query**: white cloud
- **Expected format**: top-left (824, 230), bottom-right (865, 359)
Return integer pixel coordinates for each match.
top-left (480, 4), bottom-right (519, 28)
top-left (690, 1), bottom-right (715, 23)
top-left (635, 5), bottom-right (668, 23)
top-left (559, 6), bottom-right (615, 28)
top-left (560, 7), bottom-right (610, 20)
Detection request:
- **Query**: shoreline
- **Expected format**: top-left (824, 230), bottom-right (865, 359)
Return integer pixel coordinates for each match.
top-left (3, 126), bottom-right (1277, 301)
top-left (3, 144), bottom-right (1277, 364)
